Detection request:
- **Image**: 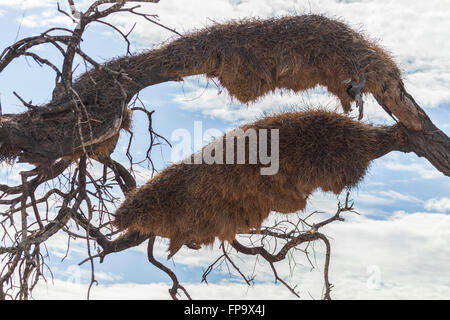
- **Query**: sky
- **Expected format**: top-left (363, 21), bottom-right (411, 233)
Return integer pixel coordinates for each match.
top-left (0, 0), bottom-right (449, 300)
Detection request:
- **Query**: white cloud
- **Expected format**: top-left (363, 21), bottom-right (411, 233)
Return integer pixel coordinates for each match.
top-left (383, 160), bottom-right (446, 180)
top-left (34, 279), bottom-right (298, 300)
top-left (378, 190), bottom-right (422, 204)
top-left (351, 190), bottom-right (421, 207)
top-left (31, 210), bottom-right (450, 300)
top-left (425, 197), bottom-right (450, 213)
top-left (170, 78), bottom-right (393, 124)
top-left (380, 152), bottom-right (447, 180)
top-left (19, 13), bottom-right (74, 28)
top-left (52, 265), bottom-right (123, 283)
top-left (0, 165), bottom-right (23, 184)
top-left (0, 0), bottom-right (55, 9)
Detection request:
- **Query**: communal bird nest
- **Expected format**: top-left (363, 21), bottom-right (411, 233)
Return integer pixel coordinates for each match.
top-left (113, 109), bottom-right (412, 257)
top-left (156, 14), bottom-right (402, 119)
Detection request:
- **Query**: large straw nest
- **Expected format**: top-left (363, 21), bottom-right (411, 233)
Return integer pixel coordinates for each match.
top-left (113, 109), bottom-right (409, 257)
top-left (149, 14), bottom-right (402, 112)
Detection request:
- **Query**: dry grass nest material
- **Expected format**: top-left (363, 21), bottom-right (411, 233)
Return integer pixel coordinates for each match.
top-left (113, 109), bottom-right (409, 257)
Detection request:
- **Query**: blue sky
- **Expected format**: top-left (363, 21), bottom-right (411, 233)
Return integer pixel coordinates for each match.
top-left (0, 0), bottom-right (449, 299)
